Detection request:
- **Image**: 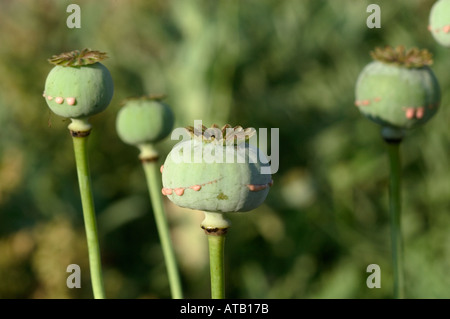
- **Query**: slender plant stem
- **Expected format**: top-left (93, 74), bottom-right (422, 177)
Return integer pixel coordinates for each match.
top-left (207, 234), bottom-right (226, 299)
top-left (386, 141), bottom-right (405, 299)
top-left (72, 134), bottom-right (105, 299)
top-left (201, 212), bottom-right (229, 299)
top-left (201, 212), bottom-right (230, 299)
top-left (142, 160), bottom-right (183, 299)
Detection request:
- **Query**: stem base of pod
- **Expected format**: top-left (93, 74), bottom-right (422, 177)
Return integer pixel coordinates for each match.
top-left (138, 143), bottom-right (159, 163)
top-left (68, 118), bottom-right (93, 137)
top-left (381, 126), bottom-right (404, 144)
top-left (201, 212), bottom-right (231, 236)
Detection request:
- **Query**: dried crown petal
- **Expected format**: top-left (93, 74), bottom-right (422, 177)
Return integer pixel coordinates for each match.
top-left (120, 94), bottom-right (167, 106)
top-left (48, 48), bottom-right (108, 67)
top-left (185, 124), bottom-right (256, 145)
top-left (370, 45), bottom-right (433, 68)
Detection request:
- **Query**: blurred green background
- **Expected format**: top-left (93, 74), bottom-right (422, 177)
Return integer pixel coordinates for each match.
top-left (0, 0), bottom-right (449, 299)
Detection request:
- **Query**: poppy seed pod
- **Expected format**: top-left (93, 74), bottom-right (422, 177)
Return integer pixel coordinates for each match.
top-left (116, 95), bottom-right (175, 147)
top-left (161, 124), bottom-right (273, 213)
top-left (355, 46), bottom-right (441, 138)
top-left (43, 49), bottom-right (114, 120)
top-left (429, 0), bottom-right (450, 47)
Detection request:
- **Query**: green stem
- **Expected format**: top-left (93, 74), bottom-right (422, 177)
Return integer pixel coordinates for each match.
top-left (207, 234), bottom-right (226, 299)
top-left (72, 134), bottom-right (105, 299)
top-left (142, 158), bottom-right (183, 299)
top-left (201, 211), bottom-right (230, 299)
top-left (386, 141), bottom-right (405, 299)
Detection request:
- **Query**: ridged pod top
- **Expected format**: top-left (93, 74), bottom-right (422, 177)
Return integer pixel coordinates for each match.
top-left (120, 94), bottom-right (167, 105)
top-left (48, 49), bottom-right (108, 67)
top-left (185, 124), bottom-right (255, 146)
top-left (370, 46), bottom-right (433, 68)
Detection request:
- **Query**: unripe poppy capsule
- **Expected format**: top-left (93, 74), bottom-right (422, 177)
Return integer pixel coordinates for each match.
top-left (43, 49), bottom-right (114, 120)
top-left (116, 95), bottom-right (175, 147)
top-left (161, 124), bottom-right (272, 213)
top-left (355, 46), bottom-right (441, 139)
top-left (429, 0), bottom-right (450, 47)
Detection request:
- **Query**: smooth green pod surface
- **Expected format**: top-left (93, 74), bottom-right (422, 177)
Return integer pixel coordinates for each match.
top-left (355, 61), bottom-right (440, 129)
top-left (116, 98), bottom-right (175, 146)
top-left (43, 49), bottom-right (114, 120)
top-left (429, 0), bottom-right (450, 47)
top-left (162, 136), bottom-right (272, 213)
top-left (44, 63), bottom-right (113, 119)
top-left (355, 47), bottom-right (440, 133)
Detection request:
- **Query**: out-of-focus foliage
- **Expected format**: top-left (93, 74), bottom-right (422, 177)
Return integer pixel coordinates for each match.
top-left (0, 0), bottom-right (449, 299)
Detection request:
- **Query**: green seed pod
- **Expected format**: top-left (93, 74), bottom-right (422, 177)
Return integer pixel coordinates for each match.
top-left (161, 124), bottom-right (272, 213)
top-left (116, 95), bottom-right (175, 147)
top-left (355, 46), bottom-right (440, 138)
top-left (429, 0), bottom-right (450, 47)
top-left (43, 49), bottom-right (114, 120)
